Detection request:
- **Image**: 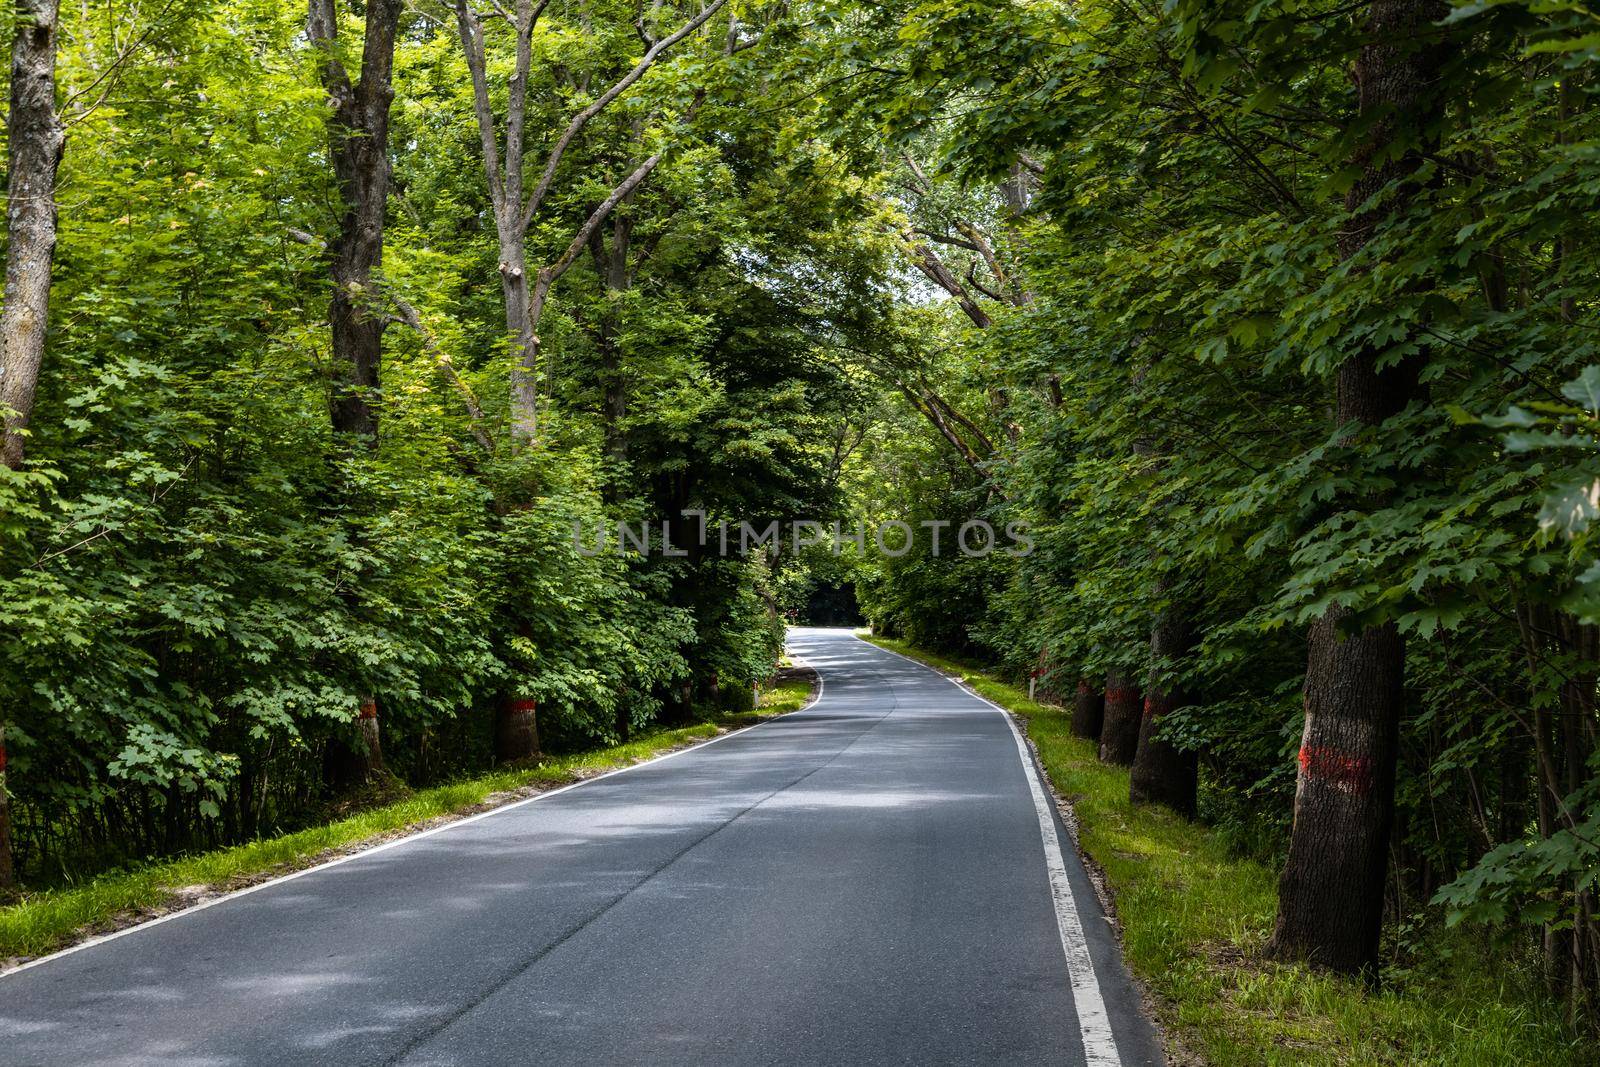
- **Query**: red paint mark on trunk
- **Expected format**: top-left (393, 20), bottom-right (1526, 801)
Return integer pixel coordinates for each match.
top-left (358, 700), bottom-right (378, 720)
top-left (1298, 746), bottom-right (1373, 793)
top-left (0, 743), bottom-right (7, 773)
top-left (1106, 687), bottom-right (1138, 705)
top-left (1032, 647), bottom-right (1054, 680)
top-left (507, 699), bottom-right (537, 713)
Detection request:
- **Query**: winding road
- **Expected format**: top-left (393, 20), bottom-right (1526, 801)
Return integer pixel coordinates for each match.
top-left (0, 628), bottom-right (1163, 1065)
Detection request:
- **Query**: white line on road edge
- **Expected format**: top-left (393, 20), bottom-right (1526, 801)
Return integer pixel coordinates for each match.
top-left (857, 635), bottom-right (1123, 1067)
top-left (1, 668), bottom-right (827, 981)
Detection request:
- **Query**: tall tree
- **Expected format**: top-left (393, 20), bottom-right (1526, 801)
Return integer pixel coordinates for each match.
top-left (308, 0), bottom-right (402, 776)
top-left (1269, 0), bottom-right (1449, 975)
top-left (448, 0), bottom-right (732, 758)
top-left (1128, 589), bottom-right (1198, 818)
top-left (451, 0), bottom-right (727, 446)
top-left (0, 0), bottom-right (64, 891)
top-left (1099, 667), bottom-right (1142, 766)
top-left (1070, 678), bottom-right (1104, 740)
top-left (307, 0), bottom-right (400, 441)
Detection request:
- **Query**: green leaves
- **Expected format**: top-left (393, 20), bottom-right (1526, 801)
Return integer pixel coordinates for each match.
top-left (821, 0), bottom-right (1600, 1011)
top-left (1562, 364), bottom-right (1600, 411)
top-left (1538, 474), bottom-right (1600, 536)
top-left (1469, 366), bottom-right (1600, 548)
top-left (0, 0), bottom-right (867, 880)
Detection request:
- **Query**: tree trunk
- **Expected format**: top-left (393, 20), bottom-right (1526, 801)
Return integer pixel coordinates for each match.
top-left (308, 0), bottom-right (400, 441)
top-left (1071, 679), bottom-right (1104, 741)
top-left (0, 0), bottom-right (62, 471)
top-left (1552, 612), bottom-right (1599, 1013)
top-left (0, 0), bottom-right (64, 893)
top-left (615, 690), bottom-right (633, 742)
top-left (1272, 609), bottom-right (1404, 971)
top-left (452, 0), bottom-right (718, 449)
top-left (1269, 0), bottom-right (1446, 977)
top-left (1099, 667), bottom-right (1142, 766)
top-left (495, 698), bottom-right (541, 762)
top-left (357, 697), bottom-right (384, 775)
top-left (1518, 599), bottom-right (1581, 996)
top-left (237, 750), bottom-right (259, 842)
top-left (501, 239), bottom-right (539, 445)
top-left (307, 3), bottom-right (399, 793)
top-left (1129, 605), bottom-right (1198, 817)
top-left (602, 333), bottom-right (627, 463)
top-left (661, 679), bottom-right (694, 726)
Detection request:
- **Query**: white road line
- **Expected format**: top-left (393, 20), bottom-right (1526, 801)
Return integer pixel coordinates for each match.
top-left (1, 669), bottom-right (826, 981)
top-left (857, 635), bottom-right (1123, 1067)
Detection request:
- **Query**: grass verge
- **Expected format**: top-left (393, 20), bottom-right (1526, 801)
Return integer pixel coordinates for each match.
top-left (0, 676), bottom-right (815, 967)
top-left (862, 633), bottom-right (1593, 1067)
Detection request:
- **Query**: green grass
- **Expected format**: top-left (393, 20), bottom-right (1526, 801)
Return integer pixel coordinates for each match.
top-left (0, 677), bottom-right (815, 965)
top-left (862, 633), bottom-right (1593, 1067)
top-left (756, 674), bottom-right (817, 716)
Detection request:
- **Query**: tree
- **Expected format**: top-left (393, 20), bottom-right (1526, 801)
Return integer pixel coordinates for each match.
top-left (450, 0), bottom-right (728, 445)
top-left (1070, 678), bottom-right (1103, 741)
top-left (0, 0), bottom-right (65, 471)
top-left (307, 0), bottom-right (403, 778)
top-left (1099, 668), bottom-right (1142, 767)
top-left (307, 0), bottom-right (401, 442)
top-left (0, 0), bottom-right (64, 891)
top-left (1269, 0), bottom-right (1449, 976)
top-left (1128, 590), bottom-right (1198, 817)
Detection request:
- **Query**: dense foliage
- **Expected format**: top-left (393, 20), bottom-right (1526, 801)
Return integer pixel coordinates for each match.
top-left (0, 0), bottom-right (872, 882)
top-left (813, 0), bottom-right (1600, 1030)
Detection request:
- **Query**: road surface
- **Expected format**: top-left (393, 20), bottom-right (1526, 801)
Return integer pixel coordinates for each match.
top-left (0, 628), bottom-right (1163, 1065)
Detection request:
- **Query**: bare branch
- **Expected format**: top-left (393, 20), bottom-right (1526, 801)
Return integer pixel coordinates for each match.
top-left (306, 0), bottom-right (355, 129)
top-left (897, 383), bottom-right (990, 476)
top-left (966, 261), bottom-right (1005, 303)
top-left (635, 0), bottom-right (664, 46)
top-left (913, 227), bottom-right (980, 252)
top-left (954, 219), bottom-right (1021, 305)
top-left (520, 0), bottom-right (727, 229)
top-left (926, 388), bottom-right (997, 456)
top-left (902, 154), bottom-right (934, 195)
top-left (388, 295), bottom-right (497, 453)
top-left (538, 152), bottom-right (663, 296)
top-left (453, 2), bottom-right (508, 213)
top-left (906, 235), bottom-right (993, 329)
top-left (503, 0), bottom-right (556, 214)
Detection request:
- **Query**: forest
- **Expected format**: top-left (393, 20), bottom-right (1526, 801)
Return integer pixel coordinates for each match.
top-left (3, 0), bottom-right (1600, 1060)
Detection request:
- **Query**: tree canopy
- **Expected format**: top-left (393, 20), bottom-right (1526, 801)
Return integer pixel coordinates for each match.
top-left (4, 0), bottom-right (1600, 1048)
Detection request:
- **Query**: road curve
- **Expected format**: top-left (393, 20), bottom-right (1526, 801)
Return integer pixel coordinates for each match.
top-left (0, 628), bottom-right (1163, 1066)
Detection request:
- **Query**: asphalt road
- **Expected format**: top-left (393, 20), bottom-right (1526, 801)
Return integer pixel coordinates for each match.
top-left (0, 628), bottom-right (1163, 1066)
